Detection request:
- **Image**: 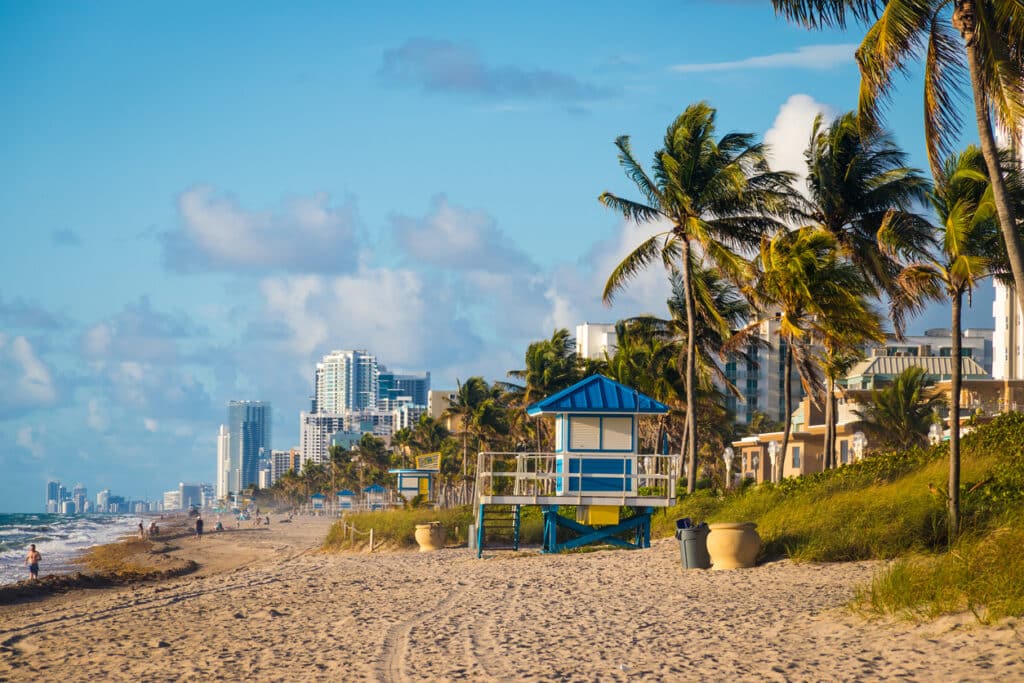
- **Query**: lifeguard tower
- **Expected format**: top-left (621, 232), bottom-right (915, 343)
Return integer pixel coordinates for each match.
top-left (336, 489), bottom-right (355, 510)
top-left (388, 452), bottom-right (441, 505)
top-left (363, 483), bottom-right (387, 510)
top-left (474, 375), bottom-right (675, 557)
top-left (309, 492), bottom-right (326, 512)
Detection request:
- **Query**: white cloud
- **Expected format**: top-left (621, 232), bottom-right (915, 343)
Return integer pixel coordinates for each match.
top-left (671, 44), bottom-right (857, 73)
top-left (164, 186), bottom-right (361, 273)
top-left (143, 418), bottom-right (158, 432)
top-left (0, 334), bottom-right (57, 417)
top-left (392, 195), bottom-right (536, 274)
top-left (87, 398), bottom-right (109, 431)
top-left (16, 426), bottom-right (44, 458)
top-left (764, 94), bottom-right (836, 188)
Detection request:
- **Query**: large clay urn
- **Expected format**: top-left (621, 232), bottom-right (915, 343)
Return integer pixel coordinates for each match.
top-left (706, 522), bottom-right (761, 569)
top-left (414, 522), bottom-right (446, 552)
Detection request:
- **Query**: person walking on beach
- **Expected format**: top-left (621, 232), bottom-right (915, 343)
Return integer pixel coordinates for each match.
top-left (138, 521), bottom-right (146, 539)
top-left (194, 515), bottom-right (204, 540)
top-left (25, 544), bottom-right (41, 580)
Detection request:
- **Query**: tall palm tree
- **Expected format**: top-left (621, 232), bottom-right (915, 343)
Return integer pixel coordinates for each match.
top-left (748, 226), bottom-right (879, 482)
top-left (774, 0), bottom-right (1024, 344)
top-left (892, 145), bottom-right (999, 537)
top-left (801, 111), bottom-right (934, 303)
top-left (600, 101), bottom-right (797, 492)
top-left (445, 377), bottom-right (509, 504)
top-left (854, 366), bottom-right (948, 450)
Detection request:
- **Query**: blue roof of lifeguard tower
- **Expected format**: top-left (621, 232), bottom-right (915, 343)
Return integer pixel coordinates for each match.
top-left (363, 484), bottom-right (386, 493)
top-left (336, 490), bottom-right (355, 496)
top-left (310, 492), bottom-right (326, 499)
top-left (526, 374), bottom-right (669, 416)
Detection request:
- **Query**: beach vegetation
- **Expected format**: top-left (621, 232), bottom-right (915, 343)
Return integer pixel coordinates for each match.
top-left (654, 412), bottom-right (1024, 619)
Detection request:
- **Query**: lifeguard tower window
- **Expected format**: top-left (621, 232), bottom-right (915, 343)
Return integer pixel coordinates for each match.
top-left (568, 416), bottom-right (632, 451)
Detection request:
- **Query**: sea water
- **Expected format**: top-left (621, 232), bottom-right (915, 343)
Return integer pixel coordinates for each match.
top-left (0, 513), bottom-right (138, 585)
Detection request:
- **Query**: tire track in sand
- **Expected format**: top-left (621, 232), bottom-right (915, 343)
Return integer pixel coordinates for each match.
top-left (380, 582), bottom-right (464, 683)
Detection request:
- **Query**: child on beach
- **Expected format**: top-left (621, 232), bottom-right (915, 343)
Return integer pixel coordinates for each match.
top-left (25, 544), bottom-right (41, 580)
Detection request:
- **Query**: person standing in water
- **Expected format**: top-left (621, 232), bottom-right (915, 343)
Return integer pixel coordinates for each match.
top-left (25, 544), bottom-right (42, 580)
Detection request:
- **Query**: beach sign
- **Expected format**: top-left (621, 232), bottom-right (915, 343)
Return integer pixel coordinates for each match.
top-left (415, 452), bottom-right (441, 471)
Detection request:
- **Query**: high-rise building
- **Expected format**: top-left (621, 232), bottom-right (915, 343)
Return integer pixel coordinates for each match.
top-left (300, 412), bottom-right (347, 467)
top-left (46, 480), bottom-right (60, 513)
top-left (215, 424), bottom-right (231, 501)
top-left (315, 350), bottom-right (379, 413)
top-left (378, 370), bottom-right (431, 407)
top-left (179, 482), bottom-right (203, 510)
top-left (96, 489), bottom-right (110, 513)
top-left (71, 483), bottom-right (88, 515)
top-left (993, 281), bottom-right (1024, 381)
top-left (227, 401), bottom-right (271, 491)
top-left (270, 449), bottom-right (301, 485)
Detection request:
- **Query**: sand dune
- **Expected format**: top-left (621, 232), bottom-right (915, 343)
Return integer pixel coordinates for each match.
top-left (1, 516), bottom-right (1020, 681)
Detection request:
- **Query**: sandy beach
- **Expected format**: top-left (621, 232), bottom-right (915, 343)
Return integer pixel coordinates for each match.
top-left (1, 516), bottom-right (1021, 682)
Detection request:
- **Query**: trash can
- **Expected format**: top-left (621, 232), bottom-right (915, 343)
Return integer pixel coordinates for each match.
top-left (676, 522), bottom-right (711, 569)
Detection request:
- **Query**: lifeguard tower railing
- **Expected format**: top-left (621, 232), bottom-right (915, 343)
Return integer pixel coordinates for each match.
top-left (476, 451), bottom-right (676, 507)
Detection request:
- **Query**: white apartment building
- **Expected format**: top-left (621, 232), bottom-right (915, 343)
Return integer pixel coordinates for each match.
top-left (316, 350), bottom-right (379, 413)
top-left (215, 424), bottom-right (231, 501)
top-left (300, 411), bottom-right (347, 467)
top-left (993, 281), bottom-right (1024, 380)
top-left (575, 323), bottom-right (618, 360)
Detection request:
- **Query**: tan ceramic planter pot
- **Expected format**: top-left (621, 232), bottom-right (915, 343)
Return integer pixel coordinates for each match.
top-left (706, 522), bottom-right (761, 569)
top-left (414, 522), bottom-right (446, 552)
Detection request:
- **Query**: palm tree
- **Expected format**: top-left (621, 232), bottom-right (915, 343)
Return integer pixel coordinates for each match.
top-left (508, 329), bottom-right (583, 450)
top-left (600, 102), bottom-right (797, 492)
top-left (773, 1), bottom-right (1024, 345)
top-left (801, 111), bottom-right (933, 303)
top-left (445, 377), bottom-right (510, 504)
top-left (892, 145), bottom-right (999, 537)
top-left (797, 111), bottom-right (924, 469)
top-left (748, 226), bottom-right (879, 482)
top-left (854, 366), bottom-right (948, 450)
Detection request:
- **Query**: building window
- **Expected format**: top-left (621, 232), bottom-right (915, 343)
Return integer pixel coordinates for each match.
top-left (840, 441), bottom-right (849, 464)
top-left (792, 446), bottom-right (801, 468)
top-left (752, 453), bottom-right (759, 468)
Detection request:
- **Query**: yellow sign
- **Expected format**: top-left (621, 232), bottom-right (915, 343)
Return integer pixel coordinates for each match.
top-left (416, 452), bottom-right (441, 471)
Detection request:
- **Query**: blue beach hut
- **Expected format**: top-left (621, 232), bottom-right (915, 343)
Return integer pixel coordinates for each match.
top-left (310, 492), bottom-right (326, 511)
top-left (363, 483), bottom-right (387, 511)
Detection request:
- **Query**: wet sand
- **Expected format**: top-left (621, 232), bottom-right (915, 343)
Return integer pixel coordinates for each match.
top-left (1, 516), bottom-right (1021, 681)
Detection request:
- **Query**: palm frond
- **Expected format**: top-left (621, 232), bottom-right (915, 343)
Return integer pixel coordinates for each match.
top-left (602, 233), bottom-right (668, 304)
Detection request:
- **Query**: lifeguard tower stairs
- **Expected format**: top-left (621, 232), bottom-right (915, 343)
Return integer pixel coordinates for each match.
top-left (475, 375), bottom-right (675, 558)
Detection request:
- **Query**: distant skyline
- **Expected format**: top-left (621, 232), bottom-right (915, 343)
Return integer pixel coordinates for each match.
top-left (0, 2), bottom-right (991, 511)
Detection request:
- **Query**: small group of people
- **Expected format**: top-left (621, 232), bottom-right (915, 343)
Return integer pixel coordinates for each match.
top-left (137, 520), bottom-right (160, 540)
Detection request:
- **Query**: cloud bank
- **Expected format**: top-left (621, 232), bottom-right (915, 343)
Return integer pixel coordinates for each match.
top-left (380, 38), bottom-right (616, 103)
top-left (163, 186), bottom-right (361, 273)
top-left (671, 44), bottom-right (857, 73)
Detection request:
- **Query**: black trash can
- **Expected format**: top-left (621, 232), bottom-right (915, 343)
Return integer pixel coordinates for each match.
top-left (676, 522), bottom-right (711, 569)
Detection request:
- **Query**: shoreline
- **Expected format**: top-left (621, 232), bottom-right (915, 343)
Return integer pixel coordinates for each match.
top-left (2, 516), bottom-right (1021, 681)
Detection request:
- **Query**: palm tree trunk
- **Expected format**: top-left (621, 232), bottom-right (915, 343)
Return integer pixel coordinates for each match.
top-left (681, 241), bottom-right (699, 493)
top-left (957, 7), bottom-right (1024, 326)
top-left (823, 376), bottom-right (835, 470)
top-left (949, 291), bottom-right (963, 541)
top-left (779, 343), bottom-right (793, 483)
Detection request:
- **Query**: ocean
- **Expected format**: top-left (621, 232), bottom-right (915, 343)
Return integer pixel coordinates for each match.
top-left (0, 513), bottom-right (138, 585)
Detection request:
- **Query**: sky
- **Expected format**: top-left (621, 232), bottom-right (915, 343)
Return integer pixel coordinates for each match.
top-left (0, 1), bottom-right (993, 511)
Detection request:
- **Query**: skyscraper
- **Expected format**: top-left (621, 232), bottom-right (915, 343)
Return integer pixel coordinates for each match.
top-left (46, 480), bottom-right (60, 513)
top-left (215, 424), bottom-right (231, 501)
top-left (315, 350), bottom-right (379, 413)
top-left (227, 401), bottom-right (271, 491)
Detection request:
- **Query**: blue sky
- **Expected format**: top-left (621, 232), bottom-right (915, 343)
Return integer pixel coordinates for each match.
top-left (0, 1), bottom-right (990, 511)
